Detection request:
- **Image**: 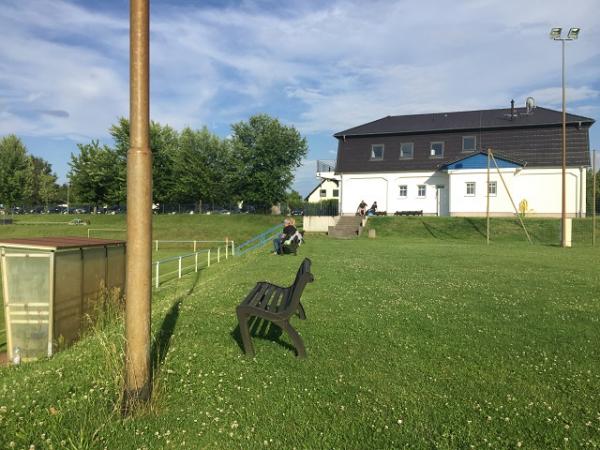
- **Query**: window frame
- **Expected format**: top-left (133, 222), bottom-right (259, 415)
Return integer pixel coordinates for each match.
top-left (487, 181), bottom-right (497, 197)
top-left (332, 189), bottom-right (339, 198)
top-left (370, 144), bottom-right (385, 161)
top-left (462, 136), bottom-right (477, 153)
top-left (399, 142), bottom-right (414, 160)
top-left (399, 185), bottom-right (408, 198)
top-left (430, 141), bottom-right (444, 158)
top-left (417, 184), bottom-right (426, 198)
top-left (465, 182), bottom-right (476, 197)
top-left (319, 189), bottom-right (327, 198)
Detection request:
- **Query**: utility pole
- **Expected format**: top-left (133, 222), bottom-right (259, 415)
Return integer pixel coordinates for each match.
top-left (486, 148), bottom-right (491, 245)
top-left (124, 0), bottom-right (152, 412)
top-left (593, 149), bottom-right (597, 246)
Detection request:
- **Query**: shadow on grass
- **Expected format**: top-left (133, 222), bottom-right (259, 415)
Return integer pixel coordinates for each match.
top-left (421, 220), bottom-right (456, 239)
top-left (231, 317), bottom-right (296, 355)
top-left (465, 218), bottom-right (486, 239)
top-left (151, 269), bottom-right (203, 374)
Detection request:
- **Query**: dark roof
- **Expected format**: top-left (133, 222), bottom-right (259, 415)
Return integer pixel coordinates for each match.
top-left (334, 106), bottom-right (595, 137)
top-left (0, 237), bottom-right (125, 250)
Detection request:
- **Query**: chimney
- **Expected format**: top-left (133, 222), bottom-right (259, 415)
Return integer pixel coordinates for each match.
top-left (510, 99), bottom-right (515, 120)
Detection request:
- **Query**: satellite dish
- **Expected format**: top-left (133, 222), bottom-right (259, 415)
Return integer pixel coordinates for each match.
top-left (526, 97), bottom-right (536, 113)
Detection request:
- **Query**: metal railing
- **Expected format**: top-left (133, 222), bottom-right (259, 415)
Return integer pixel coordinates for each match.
top-left (152, 240), bottom-right (235, 288)
top-left (236, 224), bottom-right (281, 256)
top-left (154, 239), bottom-right (234, 253)
top-left (317, 160), bottom-right (336, 173)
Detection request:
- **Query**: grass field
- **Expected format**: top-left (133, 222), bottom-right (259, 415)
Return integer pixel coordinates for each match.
top-left (0, 216), bottom-right (599, 448)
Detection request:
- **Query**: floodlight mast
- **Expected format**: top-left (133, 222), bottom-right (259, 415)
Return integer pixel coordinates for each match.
top-left (550, 27), bottom-right (581, 247)
top-left (124, 0), bottom-right (152, 412)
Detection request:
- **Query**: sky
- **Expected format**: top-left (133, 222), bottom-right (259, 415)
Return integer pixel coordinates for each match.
top-left (1, 0), bottom-right (599, 197)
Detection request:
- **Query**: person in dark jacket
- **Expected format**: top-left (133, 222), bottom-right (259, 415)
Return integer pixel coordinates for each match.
top-left (367, 201), bottom-right (378, 216)
top-left (357, 200), bottom-right (367, 217)
top-left (272, 218), bottom-right (297, 255)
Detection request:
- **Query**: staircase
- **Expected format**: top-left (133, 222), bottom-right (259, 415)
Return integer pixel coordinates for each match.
top-left (328, 215), bottom-right (365, 239)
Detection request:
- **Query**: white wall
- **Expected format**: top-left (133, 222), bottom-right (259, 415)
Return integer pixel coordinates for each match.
top-left (303, 216), bottom-right (339, 232)
top-left (448, 167), bottom-right (586, 217)
top-left (341, 172), bottom-right (448, 215)
top-left (340, 167), bottom-right (586, 217)
top-left (306, 179), bottom-right (340, 203)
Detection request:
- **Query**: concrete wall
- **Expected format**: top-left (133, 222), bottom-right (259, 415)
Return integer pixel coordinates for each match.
top-left (340, 167), bottom-right (586, 217)
top-left (448, 167), bottom-right (586, 217)
top-left (303, 215), bottom-right (340, 232)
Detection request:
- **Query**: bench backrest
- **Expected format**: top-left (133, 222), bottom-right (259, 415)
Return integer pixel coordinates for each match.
top-left (281, 258), bottom-right (313, 317)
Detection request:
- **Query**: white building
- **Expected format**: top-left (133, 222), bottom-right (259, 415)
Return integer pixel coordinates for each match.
top-left (327, 103), bottom-right (594, 217)
top-left (305, 178), bottom-right (340, 203)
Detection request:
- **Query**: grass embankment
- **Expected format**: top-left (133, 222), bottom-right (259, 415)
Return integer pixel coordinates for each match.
top-left (365, 215), bottom-right (598, 246)
top-left (1, 216), bottom-right (599, 448)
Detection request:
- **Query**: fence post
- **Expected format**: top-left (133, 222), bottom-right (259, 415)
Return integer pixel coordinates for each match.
top-left (155, 240), bottom-right (159, 252)
top-left (225, 241), bottom-right (229, 259)
top-left (208, 249), bottom-right (211, 267)
top-left (231, 240), bottom-right (235, 256)
top-left (195, 252), bottom-right (198, 272)
top-left (155, 262), bottom-right (160, 288)
top-left (217, 247), bottom-right (220, 263)
top-left (193, 240), bottom-right (197, 252)
top-left (178, 256), bottom-right (182, 279)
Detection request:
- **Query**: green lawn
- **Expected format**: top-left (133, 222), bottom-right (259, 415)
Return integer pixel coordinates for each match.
top-left (0, 217), bottom-right (599, 448)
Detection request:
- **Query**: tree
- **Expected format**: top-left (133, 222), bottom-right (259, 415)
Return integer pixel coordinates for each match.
top-left (26, 156), bottom-right (59, 207)
top-left (0, 135), bottom-right (33, 207)
top-left (109, 118), bottom-right (179, 204)
top-left (230, 114), bottom-right (308, 208)
top-left (69, 141), bottom-right (122, 207)
top-left (172, 127), bottom-right (234, 208)
top-left (285, 190), bottom-right (304, 209)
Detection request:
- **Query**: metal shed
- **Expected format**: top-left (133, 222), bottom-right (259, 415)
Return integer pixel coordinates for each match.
top-left (0, 237), bottom-right (126, 362)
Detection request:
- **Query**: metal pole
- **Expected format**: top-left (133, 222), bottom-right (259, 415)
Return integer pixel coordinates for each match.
top-left (217, 247), bottom-right (220, 263)
top-left (193, 240), bottom-right (197, 252)
top-left (225, 239), bottom-right (229, 259)
top-left (155, 262), bottom-right (159, 288)
top-left (486, 148), bottom-right (491, 245)
top-left (593, 149), bottom-right (597, 246)
top-left (195, 252), bottom-right (198, 272)
top-left (561, 39), bottom-right (567, 247)
top-left (178, 256), bottom-right (182, 278)
top-left (155, 240), bottom-right (158, 252)
top-left (124, 0), bottom-right (152, 410)
top-left (207, 249), bottom-right (211, 267)
top-left (231, 240), bottom-right (235, 256)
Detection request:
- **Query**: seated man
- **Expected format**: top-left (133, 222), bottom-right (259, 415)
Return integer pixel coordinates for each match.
top-left (272, 218), bottom-right (297, 255)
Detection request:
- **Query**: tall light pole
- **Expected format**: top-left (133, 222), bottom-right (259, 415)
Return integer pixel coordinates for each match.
top-left (124, 0), bottom-right (152, 412)
top-left (550, 27), bottom-right (580, 247)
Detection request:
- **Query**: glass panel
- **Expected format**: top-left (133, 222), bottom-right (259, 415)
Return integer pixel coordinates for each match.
top-left (371, 145), bottom-right (384, 160)
top-left (463, 136), bottom-right (476, 151)
top-left (431, 142), bottom-right (444, 157)
top-left (6, 255), bottom-right (50, 305)
top-left (10, 321), bottom-right (49, 360)
top-left (400, 143), bottom-right (414, 158)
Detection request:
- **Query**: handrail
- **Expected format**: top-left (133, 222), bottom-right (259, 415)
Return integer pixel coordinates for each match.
top-left (237, 224), bottom-right (281, 256)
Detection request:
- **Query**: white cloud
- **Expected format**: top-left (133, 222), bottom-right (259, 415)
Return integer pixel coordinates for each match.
top-left (0, 0), bottom-right (599, 156)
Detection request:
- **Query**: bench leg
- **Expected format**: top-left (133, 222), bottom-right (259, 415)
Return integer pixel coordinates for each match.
top-left (280, 320), bottom-right (306, 358)
top-left (296, 301), bottom-right (307, 320)
top-left (236, 309), bottom-right (255, 357)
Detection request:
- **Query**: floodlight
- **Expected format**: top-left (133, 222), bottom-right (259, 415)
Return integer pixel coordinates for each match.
top-left (549, 27), bottom-right (562, 39)
top-left (567, 27), bottom-right (580, 39)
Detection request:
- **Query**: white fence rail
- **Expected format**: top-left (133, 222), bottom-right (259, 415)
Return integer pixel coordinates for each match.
top-left (154, 239), bottom-right (235, 255)
top-left (152, 240), bottom-right (235, 288)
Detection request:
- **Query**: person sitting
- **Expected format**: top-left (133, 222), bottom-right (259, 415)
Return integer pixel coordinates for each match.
top-left (367, 201), bottom-right (378, 216)
top-left (272, 218), bottom-right (297, 255)
top-left (357, 200), bottom-right (367, 218)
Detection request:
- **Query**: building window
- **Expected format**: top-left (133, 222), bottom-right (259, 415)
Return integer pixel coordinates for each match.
top-left (487, 181), bottom-right (497, 196)
top-left (417, 185), bottom-right (426, 198)
top-left (430, 141), bottom-right (444, 158)
top-left (332, 189), bottom-right (339, 197)
top-left (400, 143), bottom-right (414, 159)
top-left (462, 136), bottom-right (476, 152)
top-left (371, 144), bottom-right (384, 160)
top-left (319, 189), bottom-right (327, 198)
top-left (466, 182), bottom-right (476, 196)
top-left (399, 185), bottom-right (407, 197)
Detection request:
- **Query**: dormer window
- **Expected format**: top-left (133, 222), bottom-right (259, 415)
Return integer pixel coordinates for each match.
top-left (370, 144), bottom-right (384, 160)
top-left (430, 142), bottom-right (444, 158)
top-left (462, 136), bottom-right (476, 152)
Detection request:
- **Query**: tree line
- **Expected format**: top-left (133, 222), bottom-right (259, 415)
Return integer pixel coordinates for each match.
top-left (0, 114), bottom-right (308, 211)
top-left (69, 114), bottom-right (307, 209)
top-left (0, 135), bottom-right (64, 209)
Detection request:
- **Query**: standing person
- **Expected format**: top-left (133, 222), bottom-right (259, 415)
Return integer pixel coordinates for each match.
top-left (357, 200), bottom-right (367, 218)
top-left (272, 218), bottom-right (297, 255)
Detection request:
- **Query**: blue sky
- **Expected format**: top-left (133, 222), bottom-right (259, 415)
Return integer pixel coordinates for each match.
top-left (1, 0), bottom-right (599, 197)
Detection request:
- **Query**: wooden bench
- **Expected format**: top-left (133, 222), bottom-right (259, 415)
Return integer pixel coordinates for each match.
top-left (236, 258), bottom-right (314, 358)
top-left (394, 210), bottom-right (423, 216)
